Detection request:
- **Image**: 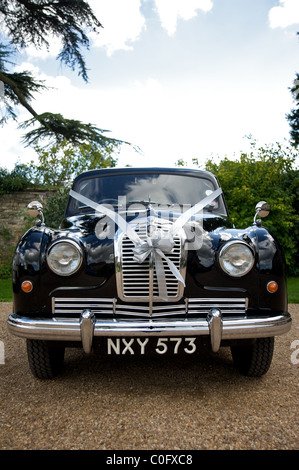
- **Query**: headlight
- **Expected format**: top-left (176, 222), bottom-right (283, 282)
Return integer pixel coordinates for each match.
top-left (47, 240), bottom-right (83, 276)
top-left (219, 241), bottom-right (254, 277)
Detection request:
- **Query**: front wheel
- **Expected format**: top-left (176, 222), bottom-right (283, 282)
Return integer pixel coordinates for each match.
top-left (27, 339), bottom-right (65, 379)
top-left (230, 337), bottom-right (274, 377)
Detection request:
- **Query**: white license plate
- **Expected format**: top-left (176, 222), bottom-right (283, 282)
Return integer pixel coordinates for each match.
top-left (106, 337), bottom-right (198, 355)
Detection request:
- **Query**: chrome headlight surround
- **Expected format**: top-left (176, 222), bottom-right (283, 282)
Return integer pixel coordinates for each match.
top-left (218, 241), bottom-right (254, 277)
top-left (47, 239), bottom-right (83, 276)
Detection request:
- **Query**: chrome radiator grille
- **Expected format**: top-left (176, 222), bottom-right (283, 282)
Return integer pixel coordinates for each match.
top-left (52, 297), bottom-right (248, 318)
top-left (115, 217), bottom-right (186, 302)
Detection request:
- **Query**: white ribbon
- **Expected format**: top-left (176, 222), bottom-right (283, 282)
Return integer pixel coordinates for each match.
top-left (170, 188), bottom-right (223, 237)
top-left (69, 190), bottom-right (141, 245)
top-left (132, 229), bottom-right (185, 300)
top-left (69, 187), bottom-right (222, 300)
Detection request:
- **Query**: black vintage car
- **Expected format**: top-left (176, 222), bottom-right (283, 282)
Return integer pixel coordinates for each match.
top-left (7, 167), bottom-right (292, 378)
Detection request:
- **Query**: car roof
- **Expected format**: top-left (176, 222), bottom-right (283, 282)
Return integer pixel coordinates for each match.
top-left (72, 167), bottom-right (219, 185)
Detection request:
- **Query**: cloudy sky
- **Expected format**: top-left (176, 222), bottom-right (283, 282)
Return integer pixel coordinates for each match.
top-left (1, 0), bottom-right (299, 170)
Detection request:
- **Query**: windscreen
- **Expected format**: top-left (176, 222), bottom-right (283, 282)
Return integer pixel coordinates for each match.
top-left (66, 173), bottom-right (226, 216)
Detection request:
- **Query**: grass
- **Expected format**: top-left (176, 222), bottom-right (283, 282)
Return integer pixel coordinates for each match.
top-left (0, 278), bottom-right (12, 302)
top-left (0, 277), bottom-right (298, 303)
top-left (287, 277), bottom-right (299, 304)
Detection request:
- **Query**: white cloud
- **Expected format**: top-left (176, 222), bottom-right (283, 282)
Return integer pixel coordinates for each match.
top-left (21, 0), bottom-right (214, 58)
top-left (0, 71), bottom-right (293, 171)
top-left (269, 0), bottom-right (299, 28)
top-left (24, 37), bottom-right (63, 60)
top-left (0, 65), bottom-right (293, 171)
top-left (14, 62), bottom-right (41, 76)
top-left (153, 0), bottom-right (213, 35)
top-left (88, 0), bottom-right (146, 55)
top-left (22, 0), bottom-right (146, 59)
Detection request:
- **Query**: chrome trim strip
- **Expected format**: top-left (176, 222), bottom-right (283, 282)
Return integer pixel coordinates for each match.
top-left (8, 312), bottom-right (292, 344)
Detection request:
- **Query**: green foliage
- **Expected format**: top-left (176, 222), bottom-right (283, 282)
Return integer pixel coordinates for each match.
top-left (287, 106), bottom-right (299, 148)
top-left (0, 164), bottom-right (32, 194)
top-left (20, 139), bottom-right (119, 228)
top-left (205, 141), bottom-right (299, 275)
top-left (176, 158), bottom-right (188, 167)
top-left (0, 278), bottom-right (12, 299)
top-left (287, 277), bottom-right (299, 303)
top-left (0, 0), bottom-right (102, 82)
top-left (20, 112), bottom-right (126, 149)
top-left (0, 56), bottom-right (47, 124)
top-left (0, 224), bottom-right (17, 279)
top-left (287, 71), bottom-right (299, 147)
top-left (0, 264), bottom-right (12, 280)
top-left (286, 32), bottom-right (299, 147)
top-left (27, 140), bottom-right (118, 187)
top-left (42, 188), bottom-right (70, 229)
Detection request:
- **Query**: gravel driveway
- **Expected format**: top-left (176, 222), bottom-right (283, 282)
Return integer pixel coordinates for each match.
top-left (0, 302), bottom-right (298, 451)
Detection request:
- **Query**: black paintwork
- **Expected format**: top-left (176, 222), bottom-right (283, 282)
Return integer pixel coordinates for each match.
top-left (12, 168), bottom-right (288, 318)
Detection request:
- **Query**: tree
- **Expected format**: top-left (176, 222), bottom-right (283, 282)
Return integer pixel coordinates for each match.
top-left (0, 0), bottom-right (125, 148)
top-left (205, 141), bottom-right (299, 275)
top-left (19, 139), bottom-right (119, 227)
top-left (286, 71), bottom-right (299, 147)
top-left (0, 0), bottom-right (101, 82)
top-left (0, 163), bottom-right (32, 194)
top-left (27, 140), bottom-right (118, 187)
top-left (286, 32), bottom-right (299, 147)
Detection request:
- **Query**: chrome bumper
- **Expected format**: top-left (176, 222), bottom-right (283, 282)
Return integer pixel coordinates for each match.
top-left (7, 310), bottom-right (292, 354)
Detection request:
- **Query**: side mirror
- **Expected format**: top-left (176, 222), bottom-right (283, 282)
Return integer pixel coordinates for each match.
top-left (27, 201), bottom-right (45, 225)
top-left (254, 201), bottom-right (270, 225)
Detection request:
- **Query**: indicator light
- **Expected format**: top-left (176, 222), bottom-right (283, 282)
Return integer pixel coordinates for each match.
top-left (21, 281), bottom-right (33, 293)
top-left (267, 281), bottom-right (278, 293)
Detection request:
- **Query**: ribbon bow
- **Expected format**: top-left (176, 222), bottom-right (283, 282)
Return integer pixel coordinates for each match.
top-left (132, 229), bottom-right (185, 301)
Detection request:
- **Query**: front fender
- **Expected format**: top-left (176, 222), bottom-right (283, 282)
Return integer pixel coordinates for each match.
top-left (12, 226), bottom-right (47, 315)
top-left (254, 225), bottom-right (288, 312)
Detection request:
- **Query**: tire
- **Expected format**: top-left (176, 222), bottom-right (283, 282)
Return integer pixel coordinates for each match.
top-left (230, 337), bottom-right (274, 377)
top-left (26, 339), bottom-right (65, 379)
